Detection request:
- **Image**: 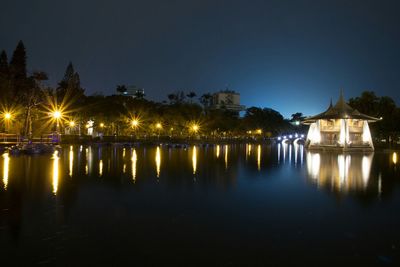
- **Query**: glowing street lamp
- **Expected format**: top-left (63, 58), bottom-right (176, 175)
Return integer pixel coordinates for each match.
top-left (69, 121), bottom-right (75, 127)
top-left (52, 109), bottom-right (63, 133)
top-left (4, 113), bottom-right (12, 120)
top-left (256, 129), bottom-right (262, 135)
top-left (156, 122), bottom-right (162, 129)
top-left (131, 119), bottom-right (139, 128)
top-left (192, 124), bottom-right (199, 133)
top-left (100, 123), bottom-right (105, 128)
top-left (3, 112), bottom-right (12, 133)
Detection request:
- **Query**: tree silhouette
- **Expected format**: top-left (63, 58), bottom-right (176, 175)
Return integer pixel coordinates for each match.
top-left (116, 85), bottom-right (128, 94)
top-left (186, 91), bottom-right (196, 103)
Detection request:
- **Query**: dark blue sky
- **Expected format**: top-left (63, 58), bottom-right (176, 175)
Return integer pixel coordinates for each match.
top-left (1, 0), bottom-right (400, 117)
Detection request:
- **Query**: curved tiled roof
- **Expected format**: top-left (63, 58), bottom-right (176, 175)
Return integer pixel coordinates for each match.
top-left (303, 92), bottom-right (380, 124)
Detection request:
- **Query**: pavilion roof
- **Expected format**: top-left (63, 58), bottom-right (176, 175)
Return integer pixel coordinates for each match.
top-left (302, 92), bottom-right (380, 124)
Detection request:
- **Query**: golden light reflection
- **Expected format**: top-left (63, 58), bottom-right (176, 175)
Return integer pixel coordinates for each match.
top-left (224, 145), bottom-right (228, 169)
top-left (156, 146), bottom-right (161, 177)
top-left (257, 145), bottom-right (261, 171)
top-left (69, 146), bottom-right (73, 177)
top-left (247, 144), bottom-right (252, 157)
top-left (99, 160), bottom-right (103, 176)
top-left (192, 146), bottom-right (197, 174)
top-left (52, 151), bottom-right (59, 195)
top-left (216, 145), bottom-right (220, 158)
top-left (131, 149), bottom-right (137, 181)
top-left (123, 148), bottom-right (126, 158)
top-left (393, 152), bottom-right (397, 165)
top-left (3, 152), bottom-right (9, 190)
top-left (85, 147), bottom-right (89, 175)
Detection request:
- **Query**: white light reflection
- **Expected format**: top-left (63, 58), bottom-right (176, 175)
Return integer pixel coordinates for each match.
top-left (277, 143), bottom-right (281, 163)
top-left (306, 152), bottom-right (320, 180)
top-left (282, 142), bottom-right (287, 163)
top-left (3, 152), bottom-right (9, 190)
top-left (362, 155), bottom-right (372, 188)
top-left (306, 152), bottom-right (374, 193)
top-left (257, 145), bottom-right (261, 171)
top-left (294, 142), bottom-right (298, 165)
top-left (300, 145), bottom-right (304, 165)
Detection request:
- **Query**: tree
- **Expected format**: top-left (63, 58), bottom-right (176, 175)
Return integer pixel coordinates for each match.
top-left (116, 84), bottom-right (127, 94)
top-left (167, 93), bottom-right (177, 104)
top-left (348, 91), bottom-right (379, 116)
top-left (290, 112), bottom-right (305, 122)
top-left (0, 50), bottom-right (9, 97)
top-left (9, 40), bottom-right (27, 81)
top-left (187, 91), bottom-right (196, 103)
top-left (57, 62), bottom-right (85, 105)
top-left (0, 50), bottom-right (8, 76)
top-left (9, 41), bottom-right (28, 100)
top-left (199, 93), bottom-right (212, 109)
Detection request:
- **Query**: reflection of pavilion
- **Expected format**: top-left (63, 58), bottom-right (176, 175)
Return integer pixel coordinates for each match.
top-left (306, 152), bottom-right (374, 192)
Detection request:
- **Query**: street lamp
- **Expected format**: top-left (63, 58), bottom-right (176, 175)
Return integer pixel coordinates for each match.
top-left (131, 119), bottom-right (139, 128)
top-left (3, 112), bottom-right (12, 134)
top-left (4, 113), bottom-right (11, 120)
top-left (52, 109), bottom-right (63, 133)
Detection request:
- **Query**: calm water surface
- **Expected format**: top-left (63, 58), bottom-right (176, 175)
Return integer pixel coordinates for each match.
top-left (1, 144), bottom-right (400, 265)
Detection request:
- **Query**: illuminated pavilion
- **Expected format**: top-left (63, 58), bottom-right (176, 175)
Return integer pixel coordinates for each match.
top-left (303, 92), bottom-right (380, 151)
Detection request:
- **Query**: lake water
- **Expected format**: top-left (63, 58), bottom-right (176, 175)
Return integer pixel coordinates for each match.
top-left (1, 144), bottom-right (400, 265)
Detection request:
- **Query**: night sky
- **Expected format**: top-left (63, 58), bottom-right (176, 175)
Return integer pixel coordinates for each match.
top-left (1, 0), bottom-right (400, 117)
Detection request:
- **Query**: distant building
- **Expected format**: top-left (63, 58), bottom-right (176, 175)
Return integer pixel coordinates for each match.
top-left (303, 92), bottom-right (380, 151)
top-left (119, 86), bottom-right (145, 98)
top-left (210, 90), bottom-right (245, 112)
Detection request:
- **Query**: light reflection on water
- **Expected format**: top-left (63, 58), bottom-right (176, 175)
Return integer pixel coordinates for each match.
top-left (155, 146), bottom-right (161, 178)
top-left (69, 146), bottom-right (73, 177)
top-left (192, 146), bottom-right (197, 175)
top-left (1, 144), bottom-right (400, 266)
top-left (2, 152), bottom-right (9, 190)
top-left (0, 144), bottom-right (398, 198)
top-left (306, 151), bottom-right (374, 193)
top-left (52, 150), bottom-right (59, 195)
top-left (131, 148), bottom-right (137, 181)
